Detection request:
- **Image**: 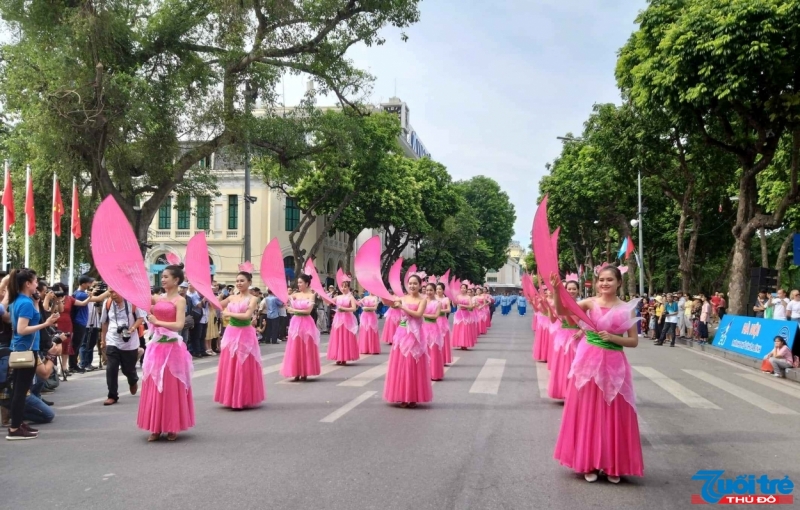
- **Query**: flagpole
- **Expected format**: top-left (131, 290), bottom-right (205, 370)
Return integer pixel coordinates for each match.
top-left (2, 160), bottom-right (7, 271)
top-left (24, 165), bottom-right (30, 268)
top-left (68, 178), bottom-right (75, 294)
top-left (50, 173), bottom-right (57, 284)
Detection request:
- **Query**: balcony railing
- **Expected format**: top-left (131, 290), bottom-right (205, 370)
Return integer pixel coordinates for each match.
top-left (226, 230), bottom-right (239, 239)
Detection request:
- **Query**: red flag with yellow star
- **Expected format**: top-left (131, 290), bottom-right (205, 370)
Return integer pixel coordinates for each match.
top-left (71, 181), bottom-right (81, 239)
top-left (52, 177), bottom-right (64, 236)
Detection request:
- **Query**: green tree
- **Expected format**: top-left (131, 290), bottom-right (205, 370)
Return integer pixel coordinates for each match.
top-left (453, 176), bottom-right (516, 272)
top-left (617, 0), bottom-right (800, 314)
top-left (0, 0), bottom-right (421, 252)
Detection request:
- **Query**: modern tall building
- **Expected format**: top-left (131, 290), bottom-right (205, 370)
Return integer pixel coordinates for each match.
top-left (486, 241), bottom-right (525, 291)
top-left (144, 97), bottom-right (425, 288)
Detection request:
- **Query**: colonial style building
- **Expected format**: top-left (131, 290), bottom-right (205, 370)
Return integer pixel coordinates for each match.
top-left (144, 97), bottom-right (424, 288)
top-left (486, 241), bottom-right (525, 292)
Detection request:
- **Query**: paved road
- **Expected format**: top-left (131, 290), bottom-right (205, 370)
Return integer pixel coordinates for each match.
top-left (2, 313), bottom-right (799, 509)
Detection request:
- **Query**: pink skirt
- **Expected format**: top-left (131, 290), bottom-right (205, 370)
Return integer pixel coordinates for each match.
top-left (358, 327), bottom-right (381, 354)
top-left (443, 328), bottom-right (453, 364)
top-left (554, 379), bottom-right (644, 477)
top-left (547, 332), bottom-right (577, 400)
top-left (451, 322), bottom-right (476, 349)
top-left (281, 336), bottom-right (321, 378)
top-left (381, 318), bottom-right (399, 345)
top-left (328, 327), bottom-right (360, 362)
top-left (214, 347), bottom-right (266, 409)
top-left (533, 319), bottom-right (550, 362)
top-left (383, 348), bottom-right (433, 404)
top-left (137, 369), bottom-right (195, 434)
top-left (430, 344), bottom-right (444, 381)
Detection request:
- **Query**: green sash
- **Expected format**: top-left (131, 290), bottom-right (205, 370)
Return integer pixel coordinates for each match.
top-left (585, 331), bottom-right (622, 351)
top-left (229, 317), bottom-right (252, 327)
top-left (561, 320), bottom-right (580, 330)
top-left (156, 336), bottom-right (178, 343)
top-left (399, 319), bottom-right (407, 328)
top-left (424, 318), bottom-right (437, 323)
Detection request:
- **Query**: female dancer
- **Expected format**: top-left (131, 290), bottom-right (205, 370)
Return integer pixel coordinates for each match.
top-left (422, 284), bottom-right (445, 381)
top-left (282, 274), bottom-right (322, 381)
top-left (357, 293), bottom-right (381, 355)
top-left (475, 288), bottom-right (488, 336)
top-left (485, 287), bottom-right (494, 330)
top-left (552, 266), bottom-right (643, 483)
top-left (468, 288), bottom-right (479, 345)
top-left (435, 283), bottom-right (452, 365)
top-left (214, 271), bottom-right (265, 409)
top-left (381, 290), bottom-right (401, 345)
top-left (327, 279), bottom-right (359, 365)
top-left (533, 288), bottom-right (553, 363)
top-left (451, 284), bottom-right (475, 350)
top-left (383, 275), bottom-right (432, 407)
top-left (138, 265), bottom-right (195, 442)
top-left (547, 280), bottom-right (584, 400)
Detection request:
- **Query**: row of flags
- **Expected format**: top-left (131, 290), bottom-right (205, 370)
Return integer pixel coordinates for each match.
top-left (1, 169), bottom-right (81, 239)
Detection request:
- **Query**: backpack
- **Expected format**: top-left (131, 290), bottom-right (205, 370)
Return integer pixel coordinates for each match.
top-left (104, 299), bottom-right (145, 337)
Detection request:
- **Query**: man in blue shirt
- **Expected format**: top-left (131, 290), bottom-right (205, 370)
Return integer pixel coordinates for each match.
top-left (71, 277), bottom-right (109, 372)
top-left (657, 293), bottom-right (680, 347)
top-left (264, 289), bottom-right (283, 344)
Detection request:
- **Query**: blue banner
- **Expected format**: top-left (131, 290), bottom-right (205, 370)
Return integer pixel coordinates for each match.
top-left (714, 315), bottom-right (798, 359)
top-left (794, 233), bottom-right (800, 266)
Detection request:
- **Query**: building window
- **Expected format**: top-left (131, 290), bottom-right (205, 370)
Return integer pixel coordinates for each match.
top-left (285, 198), bottom-right (300, 231)
top-left (158, 197), bottom-right (172, 230)
top-left (228, 195), bottom-right (238, 230)
top-left (196, 196), bottom-right (211, 230)
top-left (199, 155), bottom-right (211, 169)
top-left (487, 277), bottom-right (498, 283)
top-left (177, 195), bottom-right (191, 230)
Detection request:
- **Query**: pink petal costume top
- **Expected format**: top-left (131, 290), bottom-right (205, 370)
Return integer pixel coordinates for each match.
top-left (381, 305), bottom-right (402, 344)
top-left (453, 296), bottom-right (472, 325)
top-left (287, 297), bottom-right (321, 346)
top-left (436, 297), bottom-right (453, 364)
top-left (383, 302), bottom-right (433, 404)
top-left (142, 299), bottom-right (194, 393)
top-left (219, 300), bottom-right (262, 365)
top-left (422, 300), bottom-right (444, 349)
top-left (331, 295), bottom-right (359, 335)
top-left (359, 296), bottom-right (379, 334)
top-left (571, 300), bottom-right (641, 411)
top-left (393, 304), bottom-right (427, 360)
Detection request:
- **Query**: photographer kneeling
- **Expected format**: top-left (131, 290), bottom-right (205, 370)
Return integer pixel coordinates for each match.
top-left (101, 289), bottom-right (145, 405)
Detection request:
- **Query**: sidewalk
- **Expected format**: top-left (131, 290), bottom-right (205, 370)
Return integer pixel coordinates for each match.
top-left (672, 325), bottom-right (799, 384)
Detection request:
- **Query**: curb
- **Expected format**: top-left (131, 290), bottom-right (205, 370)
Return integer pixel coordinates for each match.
top-left (673, 336), bottom-right (799, 384)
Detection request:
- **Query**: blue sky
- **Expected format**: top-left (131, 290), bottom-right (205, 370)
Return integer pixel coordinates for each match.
top-left (282, 0), bottom-right (647, 247)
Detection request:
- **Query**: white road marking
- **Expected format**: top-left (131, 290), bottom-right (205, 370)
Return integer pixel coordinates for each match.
top-left (737, 373), bottom-right (800, 400)
top-left (637, 417), bottom-right (667, 451)
top-left (338, 362), bottom-right (388, 387)
top-left (684, 369), bottom-right (798, 415)
top-left (534, 361), bottom-right (549, 399)
top-left (57, 397), bottom-right (112, 410)
top-left (633, 366), bottom-right (720, 409)
top-left (320, 391), bottom-right (377, 423)
top-left (469, 358), bottom-right (506, 395)
top-left (433, 356), bottom-right (461, 385)
top-left (676, 345), bottom-right (755, 372)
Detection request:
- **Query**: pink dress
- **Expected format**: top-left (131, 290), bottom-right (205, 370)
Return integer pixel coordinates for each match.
top-left (547, 321), bottom-right (583, 400)
top-left (478, 299), bottom-right (488, 335)
top-left (383, 303), bottom-right (433, 404)
top-left (469, 302), bottom-right (479, 342)
top-left (327, 294), bottom-right (360, 362)
top-left (137, 299), bottom-right (195, 434)
top-left (214, 299), bottom-right (265, 409)
top-left (281, 297), bottom-right (321, 378)
top-left (533, 312), bottom-right (551, 362)
top-left (546, 319), bottom-right (562, 370)
top-left (451, 296), bottom-right (475, 349)
top-left (436, 298), bottom-right (453, 364)
top-left (486, 296), bottom-right (494, 329)
top-left (554, 300), bottom-right (644, 478)
top-left (422, 301), bottom-right (444, 381)
top-left (357, 296), bottom-right (381, 354)
top-left (381, 306), bottom-right (401, 345)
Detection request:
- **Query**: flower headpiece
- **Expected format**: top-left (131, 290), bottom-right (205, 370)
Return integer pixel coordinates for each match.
top-left (238, 261), bottom-right (254, 273)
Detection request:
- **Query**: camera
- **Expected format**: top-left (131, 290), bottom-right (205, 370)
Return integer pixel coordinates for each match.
top-left (93, 281), bottom-right (108, 296)
top-left (117, 326), bottom-right (132, 341)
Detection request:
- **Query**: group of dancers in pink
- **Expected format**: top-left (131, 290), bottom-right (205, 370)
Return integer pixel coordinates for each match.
top-left (527, 266), bottom-right (643, 483)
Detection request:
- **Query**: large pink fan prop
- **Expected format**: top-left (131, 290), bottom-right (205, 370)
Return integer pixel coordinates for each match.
top-left (259, 238), bottom-right (289, 304)
top-left (440, 269), bottom-right (451, 301)
top-left (404, 264), bottom-right (417, 291)
top-left (166, 252), bottom-right (181, 266)
top-left (90, 197), bottom-right (152, 312)
top-left (185, 233), bottom-right (221, 310)
top-left (388, 258), bottom-right (404, 296)
top-left (304, 259), bottom-right (335, 305)
top-left (353, 236), bottom-right (393, 301)
top-left (336, 267), bottom-right (351, 290)
top-left (533, 195), bottom-right (596, 329)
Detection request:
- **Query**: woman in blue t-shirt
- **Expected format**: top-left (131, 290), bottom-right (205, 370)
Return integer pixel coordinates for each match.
top-left (6, 269), bottom-right (60, 440)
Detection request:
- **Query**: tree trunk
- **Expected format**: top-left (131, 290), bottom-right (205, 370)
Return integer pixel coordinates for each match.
top-left (759, 227), bottom-right (769, 268)
top-left (776, 231), bottom-right (795, 289)
top-left (728, 235), bottom-right (752, 315)
top-left (344, 232), bottom-right (356, 282)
